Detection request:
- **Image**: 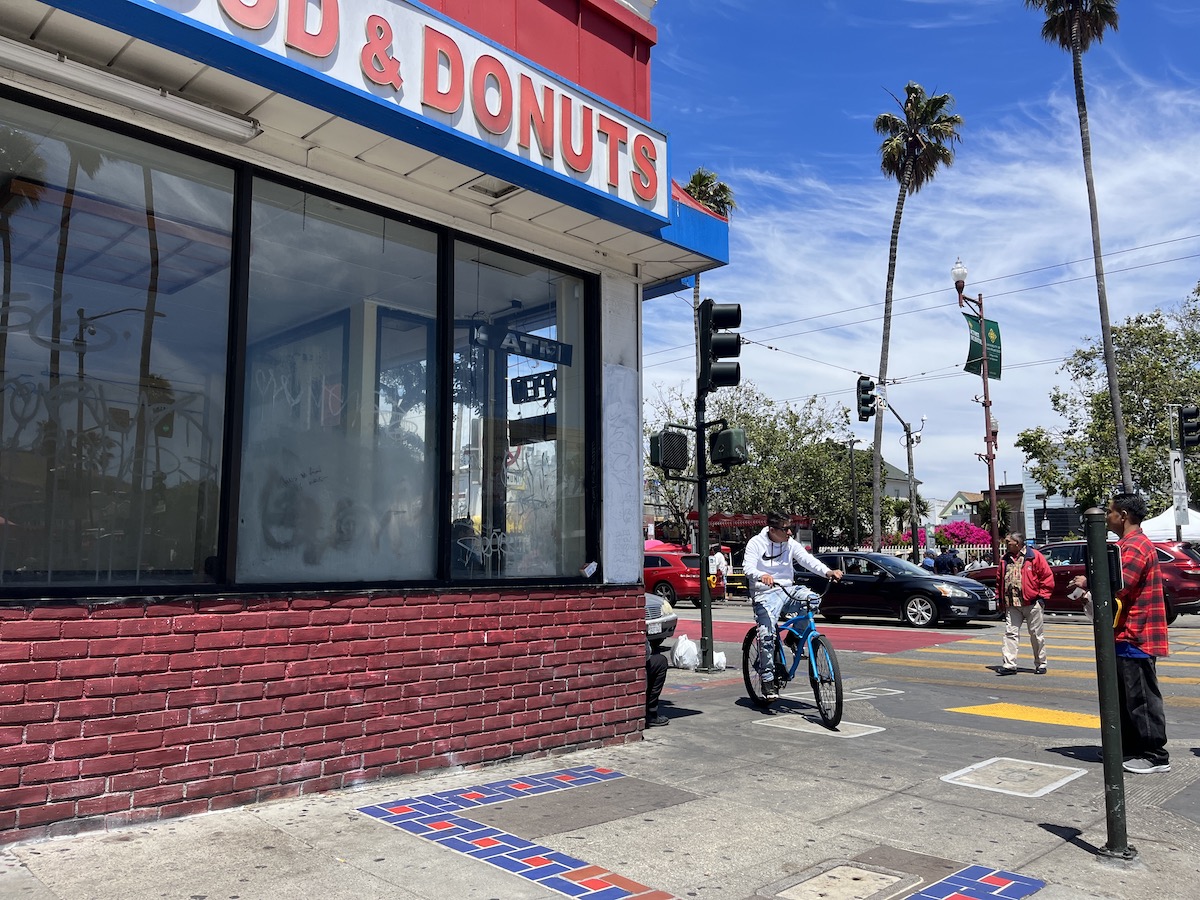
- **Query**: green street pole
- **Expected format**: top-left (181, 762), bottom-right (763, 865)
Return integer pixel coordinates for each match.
top-left (695, 389), bottom-right (715, 672)
top-left (1084, 507), bottom-right (1136, 860)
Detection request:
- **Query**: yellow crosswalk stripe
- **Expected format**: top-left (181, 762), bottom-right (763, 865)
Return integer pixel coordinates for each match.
top-left (912, 646), bottom-right (1200, 669)
top-left (866, 655), bottom-right (1200, 685)
top-left (947, 702), bottom-right (1099, 729)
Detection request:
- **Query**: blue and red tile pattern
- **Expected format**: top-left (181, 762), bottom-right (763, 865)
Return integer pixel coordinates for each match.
top-left (359, 766), bottom-right (1044, 900)
top-left (911, 865), bottom-right (1044, 899)
top-left (358, 765), bottom-right (676, 899)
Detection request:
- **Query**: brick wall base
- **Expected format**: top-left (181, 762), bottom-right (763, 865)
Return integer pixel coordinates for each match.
top-left (0, 586), bottom-right (646, 844)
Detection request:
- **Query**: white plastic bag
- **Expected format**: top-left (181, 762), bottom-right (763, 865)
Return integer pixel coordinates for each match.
top-left (712, 650), bottom-right (727, 671)
top-left (671, 633), bottom-right (699, 670)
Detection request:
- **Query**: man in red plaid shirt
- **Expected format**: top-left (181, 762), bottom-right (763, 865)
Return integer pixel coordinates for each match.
top-left (1074, 492), bottom-right (1170, 774)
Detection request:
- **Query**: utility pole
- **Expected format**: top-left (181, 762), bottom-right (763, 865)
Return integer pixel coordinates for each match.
top-left (882, 400), bottom-right (924, 564)
top-left (847, 437), bottom-right (861, 547)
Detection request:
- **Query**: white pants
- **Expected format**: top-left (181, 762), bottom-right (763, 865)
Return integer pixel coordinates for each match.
top-left (1002, 602), bottom-right (1047, 669)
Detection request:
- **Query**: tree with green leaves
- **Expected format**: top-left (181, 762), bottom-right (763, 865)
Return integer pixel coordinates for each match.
top-left (644, 380), bottom-right (872, 545)
top-left (871, 82), bottom-right (962, 551)
top-left (975, 496), bottom-right (1012, 536)
top-left (1015, 283), bottom-right (1200, 513)
top-left (1024, 0), bottom-right (1130, 493)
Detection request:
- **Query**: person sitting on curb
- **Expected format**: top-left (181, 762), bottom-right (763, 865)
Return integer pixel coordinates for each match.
top-left (646, 636), bottom-right (669, 727)
top-left (995, 532), bottom-right (1052, 676)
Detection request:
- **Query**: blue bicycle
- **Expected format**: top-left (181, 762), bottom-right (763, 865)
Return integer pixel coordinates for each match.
top-left (741, 579), bottom-right (843, 727)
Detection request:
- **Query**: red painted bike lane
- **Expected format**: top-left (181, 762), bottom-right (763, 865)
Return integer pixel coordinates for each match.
top-left (696, 618), bottom-right (978, 653)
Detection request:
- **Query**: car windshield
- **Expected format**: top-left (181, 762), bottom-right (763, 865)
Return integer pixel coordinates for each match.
top-left (1178, 544), bottom-right (1200, 564)
top-left (875, 555), bottom-right (932, 577)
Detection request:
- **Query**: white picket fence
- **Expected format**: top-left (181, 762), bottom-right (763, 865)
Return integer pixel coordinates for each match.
top-left (817, 543), bottom-right (995, 567)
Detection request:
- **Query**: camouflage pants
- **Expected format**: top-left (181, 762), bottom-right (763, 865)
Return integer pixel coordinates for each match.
top-left (752, 598), bottom-right (777, 682)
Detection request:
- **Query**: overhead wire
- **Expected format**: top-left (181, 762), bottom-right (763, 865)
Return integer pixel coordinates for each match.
top-left (643, 234), bottom-right (1200, 369)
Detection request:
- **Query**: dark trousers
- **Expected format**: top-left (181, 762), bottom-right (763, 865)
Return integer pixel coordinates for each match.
top-left (1116, 655), bottom-right (1169, 765)
top-left (646, 651), bottom-right (667, 722)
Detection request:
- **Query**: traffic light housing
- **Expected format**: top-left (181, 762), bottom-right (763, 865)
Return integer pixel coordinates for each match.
top-left (709, 427), bottom-right (747, 468)
top-left (698, 298), bottom-right (742, 393)
top-left (1180, 405), bottom-right (1200, 451)
top-left (856, 376), bottom-right (876, 422)
top-left (650, 430), bottom-right (689, 471)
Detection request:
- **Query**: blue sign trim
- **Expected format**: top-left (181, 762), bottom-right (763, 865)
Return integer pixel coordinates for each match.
top-left (41, 0), bottom-right (676, 230)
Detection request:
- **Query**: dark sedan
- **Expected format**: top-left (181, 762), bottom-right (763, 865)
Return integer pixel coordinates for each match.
top-left (795, 552), bottom-right (999, 627)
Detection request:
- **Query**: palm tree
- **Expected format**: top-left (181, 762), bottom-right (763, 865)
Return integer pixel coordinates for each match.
top-left (681, 167), bottom-right (736, 320)
top-left (871, 83), bottom-right (962, 550)
top-left (0, 126), bottom-right (47, 446)
top-left (1025, 0), bottom-right (1130, 492)
top-left (976, 496), bottom-right (1012, 536)
top-left (49, 143), bottom-right (106, 391)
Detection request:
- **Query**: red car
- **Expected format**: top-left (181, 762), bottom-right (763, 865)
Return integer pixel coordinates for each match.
top-left (643, 551), bottom-right (725, 608)
top-left (964, 540), bottom-right (1200, 623)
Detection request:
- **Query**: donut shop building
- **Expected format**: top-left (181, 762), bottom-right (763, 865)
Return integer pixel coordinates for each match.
top-left (0, 0), bottom-right (727, 841)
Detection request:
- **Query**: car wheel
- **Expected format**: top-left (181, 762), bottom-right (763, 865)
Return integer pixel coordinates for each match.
top-left (1164, 591), bottom-right (1179, 625)
top-left (903, 594), bottom-right (938, 628)
top-left (653, 582), bottom-right (677, 605)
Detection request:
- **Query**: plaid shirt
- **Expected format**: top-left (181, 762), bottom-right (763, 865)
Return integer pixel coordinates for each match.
top-left (1115, 527), bottom-right (1169, 657)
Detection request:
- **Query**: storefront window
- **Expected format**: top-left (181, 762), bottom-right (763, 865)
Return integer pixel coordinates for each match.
top-left (237, 180), bottom-right (438, 582)
top-left (0, 99), bottom-right (233, 586)
top-left (451, 243), bottom-right (587, 579)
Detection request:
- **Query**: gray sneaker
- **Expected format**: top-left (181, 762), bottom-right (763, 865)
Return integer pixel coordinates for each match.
top-left (761, 680), bottom-right (779, 700)
top-left (1122, 758), bottom-right (1170, 774)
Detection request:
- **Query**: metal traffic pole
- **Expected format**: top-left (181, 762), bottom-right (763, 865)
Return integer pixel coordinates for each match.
top-left (1083, 507), bottom-right (1136, 860)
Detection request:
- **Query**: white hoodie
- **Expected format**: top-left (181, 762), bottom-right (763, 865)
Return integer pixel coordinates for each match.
top-left (742, 527), bottom-right (832, 592)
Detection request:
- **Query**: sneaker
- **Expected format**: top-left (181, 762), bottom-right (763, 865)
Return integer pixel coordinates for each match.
top-left (1035, 666), bottom-right (1047, 675)
top-left (996, 667), bottom-right (1017, 676)
top-left (1122, 758), bottom-right (1170, 774)
top-left (761, 680), bottom-right (779, 700)
top-left (646, 715), bottom-right (670, 728)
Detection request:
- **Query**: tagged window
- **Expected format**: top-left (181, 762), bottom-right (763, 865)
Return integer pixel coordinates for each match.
top-left (0, 99), bottom-right (233, 586)
top-left (450, 243), bottom-right (587, 579)
top-left (236, 180), bottom-right (438, 583)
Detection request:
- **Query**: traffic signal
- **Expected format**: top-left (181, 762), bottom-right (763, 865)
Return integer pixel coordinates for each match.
top-left (650, 430), bottom-right (689, 471)
top-left (1180, 405), bottom-right (1200, 451)
top-left (709, 427), bottom-right (747, 468)
top-left (698, 298), bottom-right (742, 393)
top-left (856, 376), bottom-right (876, 422)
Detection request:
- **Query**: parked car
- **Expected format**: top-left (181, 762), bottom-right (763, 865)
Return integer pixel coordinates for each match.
top-left (963, 540), bottom-right (1200, 623)
top-left (643, 551), bottom-right (726, 607)
top-left (644, 592), bottom-right (678, 653)
top-left (793, 551), bottom-right (999, 627)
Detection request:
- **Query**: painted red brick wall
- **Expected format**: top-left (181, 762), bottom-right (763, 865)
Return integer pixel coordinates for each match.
top-left (0, 586), bottom-right (646, 844)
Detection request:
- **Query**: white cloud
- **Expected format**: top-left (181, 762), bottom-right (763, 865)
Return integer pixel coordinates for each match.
top-left (644, 73), bottom-right (1200, 502)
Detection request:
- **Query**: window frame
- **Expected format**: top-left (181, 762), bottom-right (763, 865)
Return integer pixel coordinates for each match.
top-left (0, 87), bottom-right (604, 600)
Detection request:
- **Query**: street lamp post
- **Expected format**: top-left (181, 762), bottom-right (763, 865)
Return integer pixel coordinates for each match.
top-left (953, 258), bottom-right (1001, 566)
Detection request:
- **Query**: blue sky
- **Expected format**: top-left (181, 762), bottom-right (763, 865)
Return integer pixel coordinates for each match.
top-left (642, 0), bottom-right (1200, 510)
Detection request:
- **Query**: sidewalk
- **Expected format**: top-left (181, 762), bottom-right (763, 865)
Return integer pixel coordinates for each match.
top-left (3, 662), bottom-right (1198, 900)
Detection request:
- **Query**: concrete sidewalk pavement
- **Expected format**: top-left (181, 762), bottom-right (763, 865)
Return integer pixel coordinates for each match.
top-left (3, 663), bottom-right (1198, 900)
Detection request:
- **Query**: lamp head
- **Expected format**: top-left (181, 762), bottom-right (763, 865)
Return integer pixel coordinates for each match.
top-left (951, 257), bottom-right (968, 292)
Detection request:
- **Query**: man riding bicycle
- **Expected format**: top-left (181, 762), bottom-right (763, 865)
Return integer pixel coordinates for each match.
top-left (743, 511), bottom-right (843, 700)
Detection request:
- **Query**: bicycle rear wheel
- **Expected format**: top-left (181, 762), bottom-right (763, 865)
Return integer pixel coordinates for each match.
top-left (808, 634), bottom-right (843, 728)
top-left (741, 626), bottom-right (772, 707)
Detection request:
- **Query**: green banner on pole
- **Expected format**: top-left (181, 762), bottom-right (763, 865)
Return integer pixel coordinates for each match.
top-left (963, 313), bottom-right (1002, 380)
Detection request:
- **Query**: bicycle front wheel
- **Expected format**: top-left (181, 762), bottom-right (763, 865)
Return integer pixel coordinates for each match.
top-left (808, 634), bottom-right (843, 728)
top-left (741, 626), bottom-right (771, 707)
